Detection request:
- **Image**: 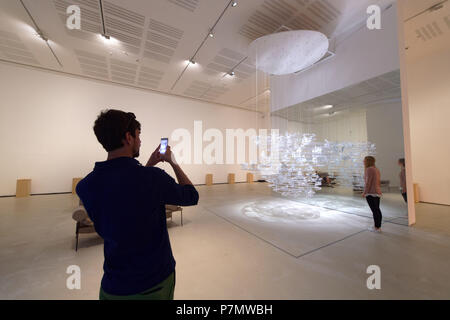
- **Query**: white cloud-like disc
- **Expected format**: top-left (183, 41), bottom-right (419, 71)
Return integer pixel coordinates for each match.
top-left (248, 30), bottom-right (329, 75)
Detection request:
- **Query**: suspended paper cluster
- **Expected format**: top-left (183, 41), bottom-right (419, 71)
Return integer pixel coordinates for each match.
top-left (242, 133), bottom-right (376, 198)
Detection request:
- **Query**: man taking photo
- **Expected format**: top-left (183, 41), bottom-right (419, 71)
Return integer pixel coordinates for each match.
top-left (76, 109), bottom-right (199, 300)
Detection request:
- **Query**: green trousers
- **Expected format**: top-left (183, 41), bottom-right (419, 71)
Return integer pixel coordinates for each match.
top-left (99, 272), bottom-right (175, 300)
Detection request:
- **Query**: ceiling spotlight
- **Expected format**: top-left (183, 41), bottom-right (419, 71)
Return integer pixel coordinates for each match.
top-left (209, 32), bottom-right (214, 38)
top-left (314, 104), bottom-right (333, 112)
top-left (189, 59), bottom-right (196, 65)
top-left (99, 34), bottom-right (118, 45)
top-left (231, 1), bottom-right (238, 7)
top-left (229, 71), bottom-right (235, 76)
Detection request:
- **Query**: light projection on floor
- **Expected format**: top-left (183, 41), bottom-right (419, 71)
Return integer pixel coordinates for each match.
top-left (242, 133), bottom-right (376, 198)
top-left (242, 200), bottom-right (322, 222)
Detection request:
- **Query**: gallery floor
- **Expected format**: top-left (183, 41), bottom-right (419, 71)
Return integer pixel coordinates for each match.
top-left (1, 182), bottom-right (450, 299)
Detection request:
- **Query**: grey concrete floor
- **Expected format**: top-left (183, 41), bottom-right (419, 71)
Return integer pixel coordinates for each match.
top-left (293, 186), bottom-right (408, 223)
top-left (0, 183), bottom-right (449, 299)
top-left (415, 202), bottom-right (450, 236)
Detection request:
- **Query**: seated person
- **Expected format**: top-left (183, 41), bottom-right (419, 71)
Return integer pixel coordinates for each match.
top-left (316, 171), bottom-right (333, 187)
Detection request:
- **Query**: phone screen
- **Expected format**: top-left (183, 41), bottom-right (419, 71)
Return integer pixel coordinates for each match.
top-left (160, 138), bottom-right (168, 154)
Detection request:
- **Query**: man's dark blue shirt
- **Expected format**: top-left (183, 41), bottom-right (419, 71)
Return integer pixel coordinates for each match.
top-left (76, 157), bottom-right (199, 295)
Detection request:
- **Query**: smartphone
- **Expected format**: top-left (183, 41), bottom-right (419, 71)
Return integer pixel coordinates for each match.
top-left (160, 138), bottom-right (168, 154)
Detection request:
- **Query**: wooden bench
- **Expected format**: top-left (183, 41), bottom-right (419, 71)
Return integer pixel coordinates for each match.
top-left (166, 205), bottom-right (183, 226)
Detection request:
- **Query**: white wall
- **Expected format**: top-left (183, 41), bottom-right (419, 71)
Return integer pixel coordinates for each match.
top-left (405, 44), bottom-right (450, 205)
top-left (0, 62), bottom-right (263, 196)
top-left (270, 3), bottom-right (400, 112)
top-left (315, 111), bottom-right (368, 143)
top-left (366, 102), bottom-right (405, 187)
top-left (270, 116), bottom-right (317, 135)
top-left (271, 110), bottom-right (368, 143)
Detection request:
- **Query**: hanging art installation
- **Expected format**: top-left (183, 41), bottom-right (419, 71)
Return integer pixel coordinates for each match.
top-left (245, 30), bottom-right (376, 198)
top-left (242, 133), bottom-right (376, 198)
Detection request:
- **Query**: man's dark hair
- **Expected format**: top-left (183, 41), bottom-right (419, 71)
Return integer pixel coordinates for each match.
top-left (93, 109), bottom-right (141, 152)
top-left (399, 158), bottom-right (405, 166)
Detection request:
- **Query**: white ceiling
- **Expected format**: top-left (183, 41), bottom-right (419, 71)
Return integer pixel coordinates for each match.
top-left (0, 0), bottom-right (395, 112)
top-left (272, 70), bottom-right (401, 123)
top-left (403, 0), bottom-right (450, 61)
top-left (402, 0), bottom-right (446, 19)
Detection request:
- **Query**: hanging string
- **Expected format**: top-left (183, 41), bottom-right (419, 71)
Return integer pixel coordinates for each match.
top-left (255, 44), bottom-right (258, 133)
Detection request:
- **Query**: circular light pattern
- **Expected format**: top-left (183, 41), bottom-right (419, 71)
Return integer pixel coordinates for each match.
top-left (248, 30), bottom-right (329, 75)
top-left (242, 200), bottom-right (322, 222)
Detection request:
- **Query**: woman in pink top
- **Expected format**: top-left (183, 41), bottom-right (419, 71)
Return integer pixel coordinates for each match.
top-left (363, 156), bottom-right (383, 232)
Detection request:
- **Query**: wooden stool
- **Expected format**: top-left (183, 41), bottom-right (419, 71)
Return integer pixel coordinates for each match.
top-left (247, 173), bottom-right (254, 183)
top-left (72, 178), bottom-right (83, 194)
top-left (228, 173), bottom-right (235, 184)
top-left (205, 174), bottom-right (213, 186)
top-left (16, 179), bottom-right (31, 197)
top-left (413, 183), bottom-right (419, 203)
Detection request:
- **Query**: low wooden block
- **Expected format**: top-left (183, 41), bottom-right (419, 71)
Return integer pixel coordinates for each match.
top-left (205, 174), bottom-right (213, 186)
top-left (228, 173), bottom-right (235, 184)
top-left (72, 178), bottom-right (83, 194)
top-left (413, 183), bottom-right (419, 203)
top-left (16, 179), bottom-right (31, 198)
top-left (247, 173), bottom-right (254, 184)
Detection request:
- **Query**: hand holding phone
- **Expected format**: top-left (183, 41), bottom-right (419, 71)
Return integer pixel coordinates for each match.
top-left (160, 138), bottom-right (168, 154)
top-left (146, 144), bottom-right (163, 167)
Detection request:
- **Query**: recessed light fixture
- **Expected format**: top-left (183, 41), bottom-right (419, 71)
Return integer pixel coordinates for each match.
top-left (171, 0), bottom-right (237, 91)
top-left (314, 104), bottom-right (333, 112)
top-left (19, 0), bottom-right (62, 67)
top-left (229, 71), bottom-right (235, 76)
top-left (101, 34), bottom-right (110, 40)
